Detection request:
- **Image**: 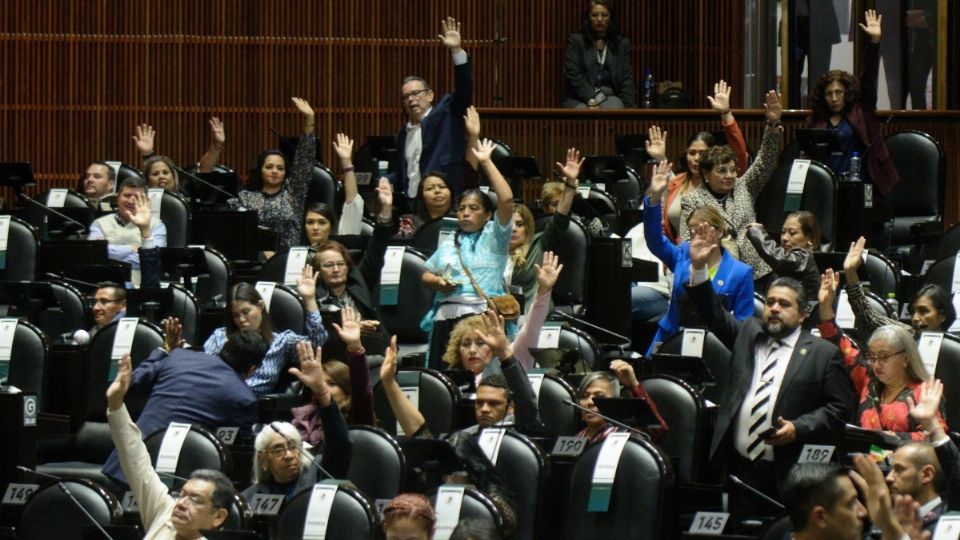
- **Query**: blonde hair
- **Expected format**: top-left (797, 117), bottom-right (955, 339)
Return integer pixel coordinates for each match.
top-left (540, 181), bottom-right (564, 208)
top-left (442, 314), bottom-right (489, 370)
top-left (510, 203), bottom-right (535, 268)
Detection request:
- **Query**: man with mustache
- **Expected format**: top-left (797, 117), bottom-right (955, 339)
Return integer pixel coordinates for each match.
top-left (684, 221), bottom-right (855, 521)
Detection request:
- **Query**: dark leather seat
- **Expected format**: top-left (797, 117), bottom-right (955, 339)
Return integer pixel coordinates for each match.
top-left (430, 486), bottom-right (504, 536)
top-left (374, 247), bottom-right (433, 359)
top-left (639, 374), bottom-right (710, 483)
top-left (534, 373), bottom-right (578, 438)
top-left (256, 282), bottom-right (306, 334)
top-left (373, 367), bottom-right (460, 437)
top-left (18, 478), bottom-right (122, 540)
top-left (156, 189), bottom-right (191, 247)
top-left (657, 328), bottom-right (732, 404)
top-left (561, 435), bottom-right (674, 540)
top-left (0, 216), bottom-right (39, 281)
top-left (143, 423), bottom-right (232, 485)
top-left (346, 425), bottom-right (406, 501)
top-left (930, 334), bottom-right (960, 426)
top-left (2, 319), bottom-right (48, 407)
top-left (487, 429), bottom-right (548, 540)
top-left (276, 482), bottom-right (379, 539)
top-left (305, 162), bottom-right (338, 211)
top-left (195, 247), bottom-right (232, 309)
top-left (756, 159), bottom-right (837, 250)
top-left (884, 130), bottom-right (945, 260)
top-left (543, 216), bottom-right (590, 315)
top-left (411, 217), bottom-right (445, 255)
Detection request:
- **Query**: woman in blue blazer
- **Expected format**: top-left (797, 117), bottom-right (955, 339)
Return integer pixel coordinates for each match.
top-left (643, 160), bottom-right (755, 354)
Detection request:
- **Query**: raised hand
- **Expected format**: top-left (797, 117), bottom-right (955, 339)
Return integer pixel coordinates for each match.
top-left (332, 133), bottom-right (354, 164)
top-left (290, 341), bottom-right (330, 404)
top-left (471, 138), bottom-right (496, 164)
top-left (464, 106), bottom-right (481, 138)
top-left (130, 192), bottom-right (153, 233)
top-left (688, 222), bottom-right (719, 268)
top-left (893, 495), bottom-right (931, 540)
top-left (163, 317), bottom-right (184, 352)
top-left (438, 16), bottom-right (463, 51)
top-left (555, 147), bottom-right (584, 181)
top-left (376, 177), bottom-right (393, 212)
top-left (843, 236), bottom-right (866, 275)
top-left (707, 80), bottom-right (732, 114)
top-left (609, 359), bottom-right (639, 390)
top-left (106, 353), bottom-right (133, 411)
top-left (475, 309), bottom-right (512, 359)
top-left (859, 9), bottom-right (882, 44)
top-left (535, 250), bottom-right (564, 294)
top-left (332, 306), bottom-right (363, 352)
top-left (297, 265), bottom-right (319, 313)
top-left (132, 123), bottom-right (156, 156)
top-left (850, 453), bottom-right (902, 539)
top-left (291, 97), bottom-right (314, 116)
top-left (819, 269), bottom-right (840, 308)
top-left (379, 336), bottom-right (399, 385)
top-left (648, 159), bottom-right (673, 202)
top-left (644, 126), bottom-right (667, 162)
top-left (907, 379), bottom-right (944, 432)
top-left (763, 90), bottom-right (783, 124)
top-left (208, 117), bottom-right (225, 145)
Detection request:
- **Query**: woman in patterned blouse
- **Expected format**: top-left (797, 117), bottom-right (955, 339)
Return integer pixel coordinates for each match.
top-left (240, 97), bottom-right (317, 255)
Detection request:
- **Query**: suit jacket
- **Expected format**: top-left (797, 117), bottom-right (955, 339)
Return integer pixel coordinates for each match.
top-left (102, 347), bottom-right (258, 486)
top-left (564, 33), bottom-right (637, 107)
top-left (936, 437), bottom-right (960, 516)
top-left (392, 59), bottom-right (472, 195)
top-left (686, 279), bottom-right (856, 483)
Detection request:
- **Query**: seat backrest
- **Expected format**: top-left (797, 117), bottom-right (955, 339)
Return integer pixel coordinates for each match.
top-left (376, 248), bottom-right (432, 343)
top-left (885, 130), bottom-right (945, 217)
top-left (924, 256), bottom-right (955, 293)
top-left (543, 216), bottom-right (589, 314)
top-left (158, 190), bottom-right (191, 247)
top-left (431, 486), bottom-right (504, 535)
top-left (492, 430), bottom-right (547, 540)
top-left (346, 426), bottom-right (406, 501)
top-left (143, 423), bottom-right (232, 484)
top-left (373, 367), bottom-right (460, 437)
top-left (305, 163), bottom-right (338, 211)
top-left (257, 248), bottom-right (295, 285)
top-left (490, 138), bottom-right (514, 159)
top-left (19, 478), bottom-right (122, 540)
top-left (530, 325), bottom-right (601, 373)
top-left (572, 188), bottom-right (619, 233)
top-left (411, 217), bottom-right (445, 255)
top-left (536, 373), bottom-right (579, 438)
top-left (639, 374), bottom-right (707, 483)
top-left (223, 492), bottom-right (253, 530)
top-left (6, 319), bottom-right (48, 406)
top-left (604, 168), bottom-right (643, 210)
top-left (933, 334), bottom-right (960, 426)
top-left (276, 483), bottom-right (379, 539)
top-left (169, 284), bottom-right (200, 345)
top-left (86, 319), bottom-right (165, 420)
top-left (0, 216), bottom-right (39, 281)
top-left (755, 159), bottom-right (837, 249)
top-left (15, 190), bottom-right (94, 236)
top-left (263, 283), bottom-right (306, 334)
top-left (561, 435), bottom-right (673, 540)
top-left (758, 515), bottom-right (793, 540)
top-left (195, 247), bottom-right (232, 309)
top-left (938, 224), bottom-right (960, 261)
top-left (46, 279), bottom-right (89, 337)
top-left (859, 249), bottom-right (899, 300)
top-left (657, 329), bottom-right (732, 404)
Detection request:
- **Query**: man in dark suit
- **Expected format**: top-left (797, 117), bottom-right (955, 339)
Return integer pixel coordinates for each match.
top-left (391, 16), bottom-right (472, 208)
top-left (685, 223), bottom-right (855, 517)
top-left (101, 328), bottom-right (268, 487)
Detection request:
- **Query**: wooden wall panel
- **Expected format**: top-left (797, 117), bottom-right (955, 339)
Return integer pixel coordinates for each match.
top-left (1, 0), bottom-right (956, 228)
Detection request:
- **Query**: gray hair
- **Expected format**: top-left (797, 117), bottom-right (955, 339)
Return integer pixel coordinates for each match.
top-left (252, 422), bottom-right (307, 484)
top-left (401, 76), bottom-right (431, 91)
top-left (868, 324), bottom-right (930, 382)
top-left (577, 370), bottom-right (621, 400)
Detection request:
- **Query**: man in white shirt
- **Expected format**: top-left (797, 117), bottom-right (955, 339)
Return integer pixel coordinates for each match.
top-left (82, 161), bottom-right (115, 206)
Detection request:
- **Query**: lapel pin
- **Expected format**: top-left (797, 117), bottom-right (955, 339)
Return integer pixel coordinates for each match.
top-left (800, 348), bottom-right (808, 355)
top-left (717, 279), bottom-right (724, 286)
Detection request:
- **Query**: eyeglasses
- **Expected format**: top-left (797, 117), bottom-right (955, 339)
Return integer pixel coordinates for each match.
top-left (402, 88), bottom-right (430, 100)
top-left (868, 350), bottom-right (904, 365)
top-left (171, 490), bottom-right (212, 508)
top-left (262, 442), bottom-right (299, 458)
top-left (320, 261), bottom-right (347, 270)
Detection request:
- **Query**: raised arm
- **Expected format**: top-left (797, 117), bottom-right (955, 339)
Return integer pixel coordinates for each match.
top-left (439, 16), bottom-right (472, 114)
top-left (741, 90), bottom-right (783, 197)
top-left (332, 307), bottom-right (374, 426)
top-left (472, 138), bottom-right (513, 225)
top-left (842, 237), bottom-right (906, 335)
top-left (708, 80), bottom-right (749, 174)
top-left (198, 117), bottom-right (225, 173)
top-left (644, 126), bottom-right (668, 163)
top-left (858, 9), bottom-right (883, 111)
top-left (745, 223), bottom-right (811, 273)
top-left (464, 106), bottom-right (481, 172)
top-left (132, 123), bottom-right (156, 160)
top-left (684, 223), bottom-right (742, 348)
top-left (379, 336), bottom-right (428, 437)
top-left (512, 251), bottom-right (563, 371)
top-left (554, 148), bottom-right (584, 216)
top-left (287, 97), bottom-right (319, 200)
top-left (332, 133), bottom-right (358, 207)
top-left (643, 161), bottom-right (682, 270)
top-left (476, 310), bottom-right (542, 435)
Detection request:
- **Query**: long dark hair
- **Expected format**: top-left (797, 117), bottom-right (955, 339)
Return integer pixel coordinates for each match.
top-left (579, 0), bottom-right (622, 49)
top-left (911, 284), bottom-right (956, 331)
top-left (679, 131), bottom-right (717, 172)
top-left (246, 149), bottom-right (286, 191)
top-left (225, 283), bottom-right (275, 344)
top-left (303, 202), bottom-right (338, 244)
top-left (416, 170), bottom-right (454, 224)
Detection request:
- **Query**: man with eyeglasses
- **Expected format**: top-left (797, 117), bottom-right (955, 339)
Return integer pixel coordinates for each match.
top-left (685, 235), bottom-right (855, 523)
top-left (106, 352), bottom-right (243, 539)
top-left (102, 329), bottom-right (267, 491)
top-left (91, 284), bottom-right (127, 335)
top-left (390, 16), bottom-right (473, 211)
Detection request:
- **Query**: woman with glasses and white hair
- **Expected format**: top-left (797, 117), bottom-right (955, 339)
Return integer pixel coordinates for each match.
top-left (847, 325), bottom-right (947, 441)
top-left (241, 342), bottom-right (352, 501)
top-left (575, 361), bottom-right (668, 444)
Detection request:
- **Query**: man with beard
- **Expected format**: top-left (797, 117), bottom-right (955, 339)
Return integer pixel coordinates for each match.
top-left (684, 221), bottom-right (855, 519)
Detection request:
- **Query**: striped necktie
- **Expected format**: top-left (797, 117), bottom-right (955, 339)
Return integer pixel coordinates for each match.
top-left (746, 339), bottom-right (782, 461)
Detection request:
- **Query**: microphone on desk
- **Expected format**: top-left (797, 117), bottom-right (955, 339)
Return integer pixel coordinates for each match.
top-left (45, 272), bottom-right (101, 290)
top-left (171, 165), bottom-right (241, 208)
top-left (727, 474), bottom-right (785, 511)
top-left (17, 193), bottom-right (88, 236)
top-left (562, 399), bottom-right (649, 440)
top-left (16, 466), bottom-right (116, 540)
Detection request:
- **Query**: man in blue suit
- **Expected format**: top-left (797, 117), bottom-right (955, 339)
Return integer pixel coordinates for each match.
top-left (391, 16), bottom-right (472, 209)
top-left (101, 329), bottom-right (268, 487)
